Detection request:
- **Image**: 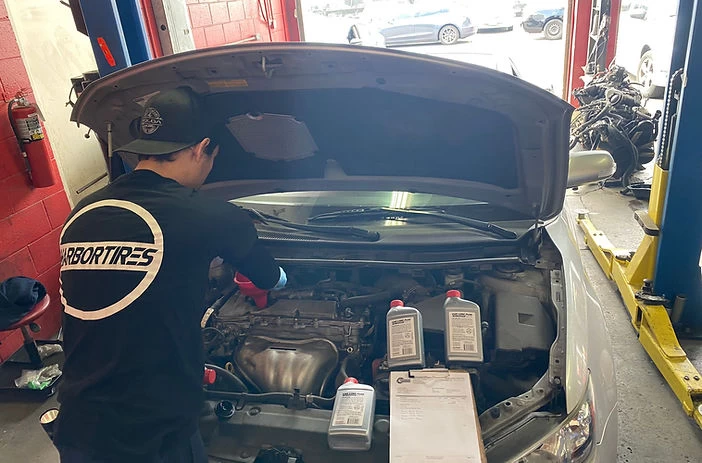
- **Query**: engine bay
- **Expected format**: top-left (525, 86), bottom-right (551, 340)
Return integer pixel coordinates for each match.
top-left (198, 241), bottom-right (569, 462)
top-left (202, 258), bottom-right (559, 415)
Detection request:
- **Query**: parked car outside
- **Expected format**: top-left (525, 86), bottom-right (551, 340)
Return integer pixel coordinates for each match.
top-left (522, 4), bottom-right (565, 40)
top-left (615, 1), bottom-right (677, 98)
top-left (71, 42), bottom-right (618, 463)
top-left (467, 0), bottom-right (515, 32)
top-left (350, 0), bottom-right (477, 46)
top-left (347, 22), bottom-right (388, 48)
top-left (628, 0), bottom-right (649, 19)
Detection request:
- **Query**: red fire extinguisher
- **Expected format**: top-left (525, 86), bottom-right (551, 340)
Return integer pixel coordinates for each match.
top-left (7, 93), bottom-right (56, 188)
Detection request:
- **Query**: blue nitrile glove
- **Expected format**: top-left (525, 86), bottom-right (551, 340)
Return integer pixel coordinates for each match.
top-left (273, 267), bottom-right (287, 291)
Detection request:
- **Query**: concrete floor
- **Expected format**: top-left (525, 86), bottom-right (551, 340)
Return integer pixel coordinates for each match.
top-left (2, 188), bottom-right (702, 462)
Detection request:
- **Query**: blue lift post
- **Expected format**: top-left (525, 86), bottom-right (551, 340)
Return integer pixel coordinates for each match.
top-left (79, 0), bottom-right (152, 76)
top-left (654, 0), bottom-right (702, 328)
top-left (577, 0), bottom-right (702, 427)
top-left (77, 0), bottom-right (153, 177)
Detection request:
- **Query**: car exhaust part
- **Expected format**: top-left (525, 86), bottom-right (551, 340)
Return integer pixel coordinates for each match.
top-left (235, 336), bottom-right (339, 396)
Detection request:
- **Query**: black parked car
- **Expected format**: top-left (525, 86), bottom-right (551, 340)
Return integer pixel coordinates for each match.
top-left (522, 6), bottom-right (565, 40)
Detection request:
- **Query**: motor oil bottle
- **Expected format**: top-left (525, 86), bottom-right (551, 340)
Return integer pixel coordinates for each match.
top-left (444, 290), bottom-right (484, 363)
top-left (386, 299), bottom-right (425, 369)
top-left (328, 377), bottom-right (376, 451)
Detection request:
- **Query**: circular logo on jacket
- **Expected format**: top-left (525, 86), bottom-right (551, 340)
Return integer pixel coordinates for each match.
top-left (59, 200), bottom-right (164, 321)
top-left (140, 107), bottom-right (162, 135)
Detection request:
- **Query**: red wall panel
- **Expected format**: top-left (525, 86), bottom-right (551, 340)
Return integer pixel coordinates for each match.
top-left (0, 0), bottom-right (68, 362)
top-left (0, 135), bottom-right (25, 180)
top-left (0, 19), bottom-right (20, 59)
top-left (204, 23), bottom-right (226, 45)
top-left (0, 248), bottom-right (36, 282)
top-left (189, 3), bottom-right (213, 28)
top-left (43, 191), bottom-right (71, 229)
top-left (187, 0), bottom-right (299, 49)
top-left (0, 202), bottom-right (53, 260)
top-left (0, 56), bottom-right (30, 100)
top-left (28, 228), bottom-right (61, 275)
top-left (210, 2), bottom-right (230, 24)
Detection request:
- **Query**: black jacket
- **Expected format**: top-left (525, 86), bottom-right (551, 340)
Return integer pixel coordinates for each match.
top-left (54, 170), bottom-right (280, 461)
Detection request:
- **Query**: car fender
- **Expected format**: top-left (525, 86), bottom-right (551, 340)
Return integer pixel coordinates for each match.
top-left (542, 15), bottom-right (563, 28)
top-left (546, 213), bottom-right (618, 445)
top-left (440, 22), bottom-right (461, 31)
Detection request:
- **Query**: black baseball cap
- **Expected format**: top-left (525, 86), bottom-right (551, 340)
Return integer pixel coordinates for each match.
top-left (116, 87), bottom-right (210, 156)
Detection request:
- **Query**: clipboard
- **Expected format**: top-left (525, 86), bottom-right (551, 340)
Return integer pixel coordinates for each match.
top-left (389, 369), bottom-right (486, 462)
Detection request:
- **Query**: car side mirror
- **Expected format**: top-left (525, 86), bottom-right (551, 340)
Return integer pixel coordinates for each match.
top-left (567, 150), bottom-right (616, 188)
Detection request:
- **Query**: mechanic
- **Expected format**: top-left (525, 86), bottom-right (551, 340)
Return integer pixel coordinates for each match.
top-left (53, 88), bottom-right (286, 463)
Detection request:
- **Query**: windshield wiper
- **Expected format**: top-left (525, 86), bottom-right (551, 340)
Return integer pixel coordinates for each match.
top-left (307, 207), bottom-right (518, 239)
top-left (243, 208), bottom-right (380, 242)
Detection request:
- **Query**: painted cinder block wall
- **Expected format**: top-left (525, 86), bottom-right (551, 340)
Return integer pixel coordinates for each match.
top-left (186, 0), bottom-right (290, 48)
top-left (0, 0), bottom-right (70, 362)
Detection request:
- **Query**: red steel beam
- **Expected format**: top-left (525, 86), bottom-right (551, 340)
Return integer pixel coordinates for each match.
top-left (564, 0), bottom-right (594, 106)
top-left (139, 0), bottom-right (164, 58)
top-left (281, 0), bottom-right (302, 42)
top-left (564, 0), bottom-right (622, 106)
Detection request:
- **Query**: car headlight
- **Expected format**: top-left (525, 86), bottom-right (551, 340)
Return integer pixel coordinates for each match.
top-left (528, 13), bottom-right (546, 21)
top-left (515, 378), bottom-right (595, 462)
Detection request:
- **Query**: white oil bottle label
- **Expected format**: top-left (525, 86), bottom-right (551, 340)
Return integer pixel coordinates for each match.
top-left (389, 316), bottom-right (417, 359)
top-left (332, 391), bottom-right (367, 427)
top-left (448, 311), bottom-right (478, 354)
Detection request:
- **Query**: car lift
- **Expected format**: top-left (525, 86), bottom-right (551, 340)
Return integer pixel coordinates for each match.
top-left (575, 0), bottom-right (702, 428)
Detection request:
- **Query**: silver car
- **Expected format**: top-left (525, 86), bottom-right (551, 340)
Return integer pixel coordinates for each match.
top-left (352, 1), bottom-right (477, 46)
top-left (71, 43), bottom-right (618, 462)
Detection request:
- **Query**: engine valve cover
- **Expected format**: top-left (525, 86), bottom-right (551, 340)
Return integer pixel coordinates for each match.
top-left (235, 336), bottom-right (339, 395)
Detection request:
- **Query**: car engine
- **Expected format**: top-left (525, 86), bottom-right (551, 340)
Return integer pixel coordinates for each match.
top-left (202, 262), bottom-right (558, 417)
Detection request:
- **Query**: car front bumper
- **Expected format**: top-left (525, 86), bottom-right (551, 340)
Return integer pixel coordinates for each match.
top-left (587, 397), bottom-right (618, 462)
top-left (521, 18), bottom-right (545, 33)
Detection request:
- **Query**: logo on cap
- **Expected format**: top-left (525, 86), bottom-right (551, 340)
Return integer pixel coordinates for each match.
top-left (141, 107), bottom-right (163, 135)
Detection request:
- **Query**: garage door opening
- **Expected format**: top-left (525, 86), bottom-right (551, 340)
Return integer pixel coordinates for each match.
top-left (299, 0), bottom-right (569, 95)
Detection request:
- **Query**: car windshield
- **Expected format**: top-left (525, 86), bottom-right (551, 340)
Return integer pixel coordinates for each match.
top-left (231, 191), bottom-right (529, 225)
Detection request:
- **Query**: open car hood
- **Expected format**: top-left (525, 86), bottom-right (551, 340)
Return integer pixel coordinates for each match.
top-left (71, 43), bottom-right (573, 221)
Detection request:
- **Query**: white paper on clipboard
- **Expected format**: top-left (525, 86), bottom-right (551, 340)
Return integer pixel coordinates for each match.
top-left (390, 369), bottom-right (485, 463)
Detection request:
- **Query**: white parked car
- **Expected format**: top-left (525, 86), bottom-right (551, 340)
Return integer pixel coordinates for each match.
top-left (71, 43), bottom-right (618, 462)
top-left (616, 2), bottom-right (678, 98)
top-left (468, 0), bottom-right (515, 31)
top-left (350, 0), bottom-right (478, 46)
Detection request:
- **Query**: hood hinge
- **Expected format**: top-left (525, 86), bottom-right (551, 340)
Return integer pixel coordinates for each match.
top-left (532, 204), bottom-right (542, 232)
